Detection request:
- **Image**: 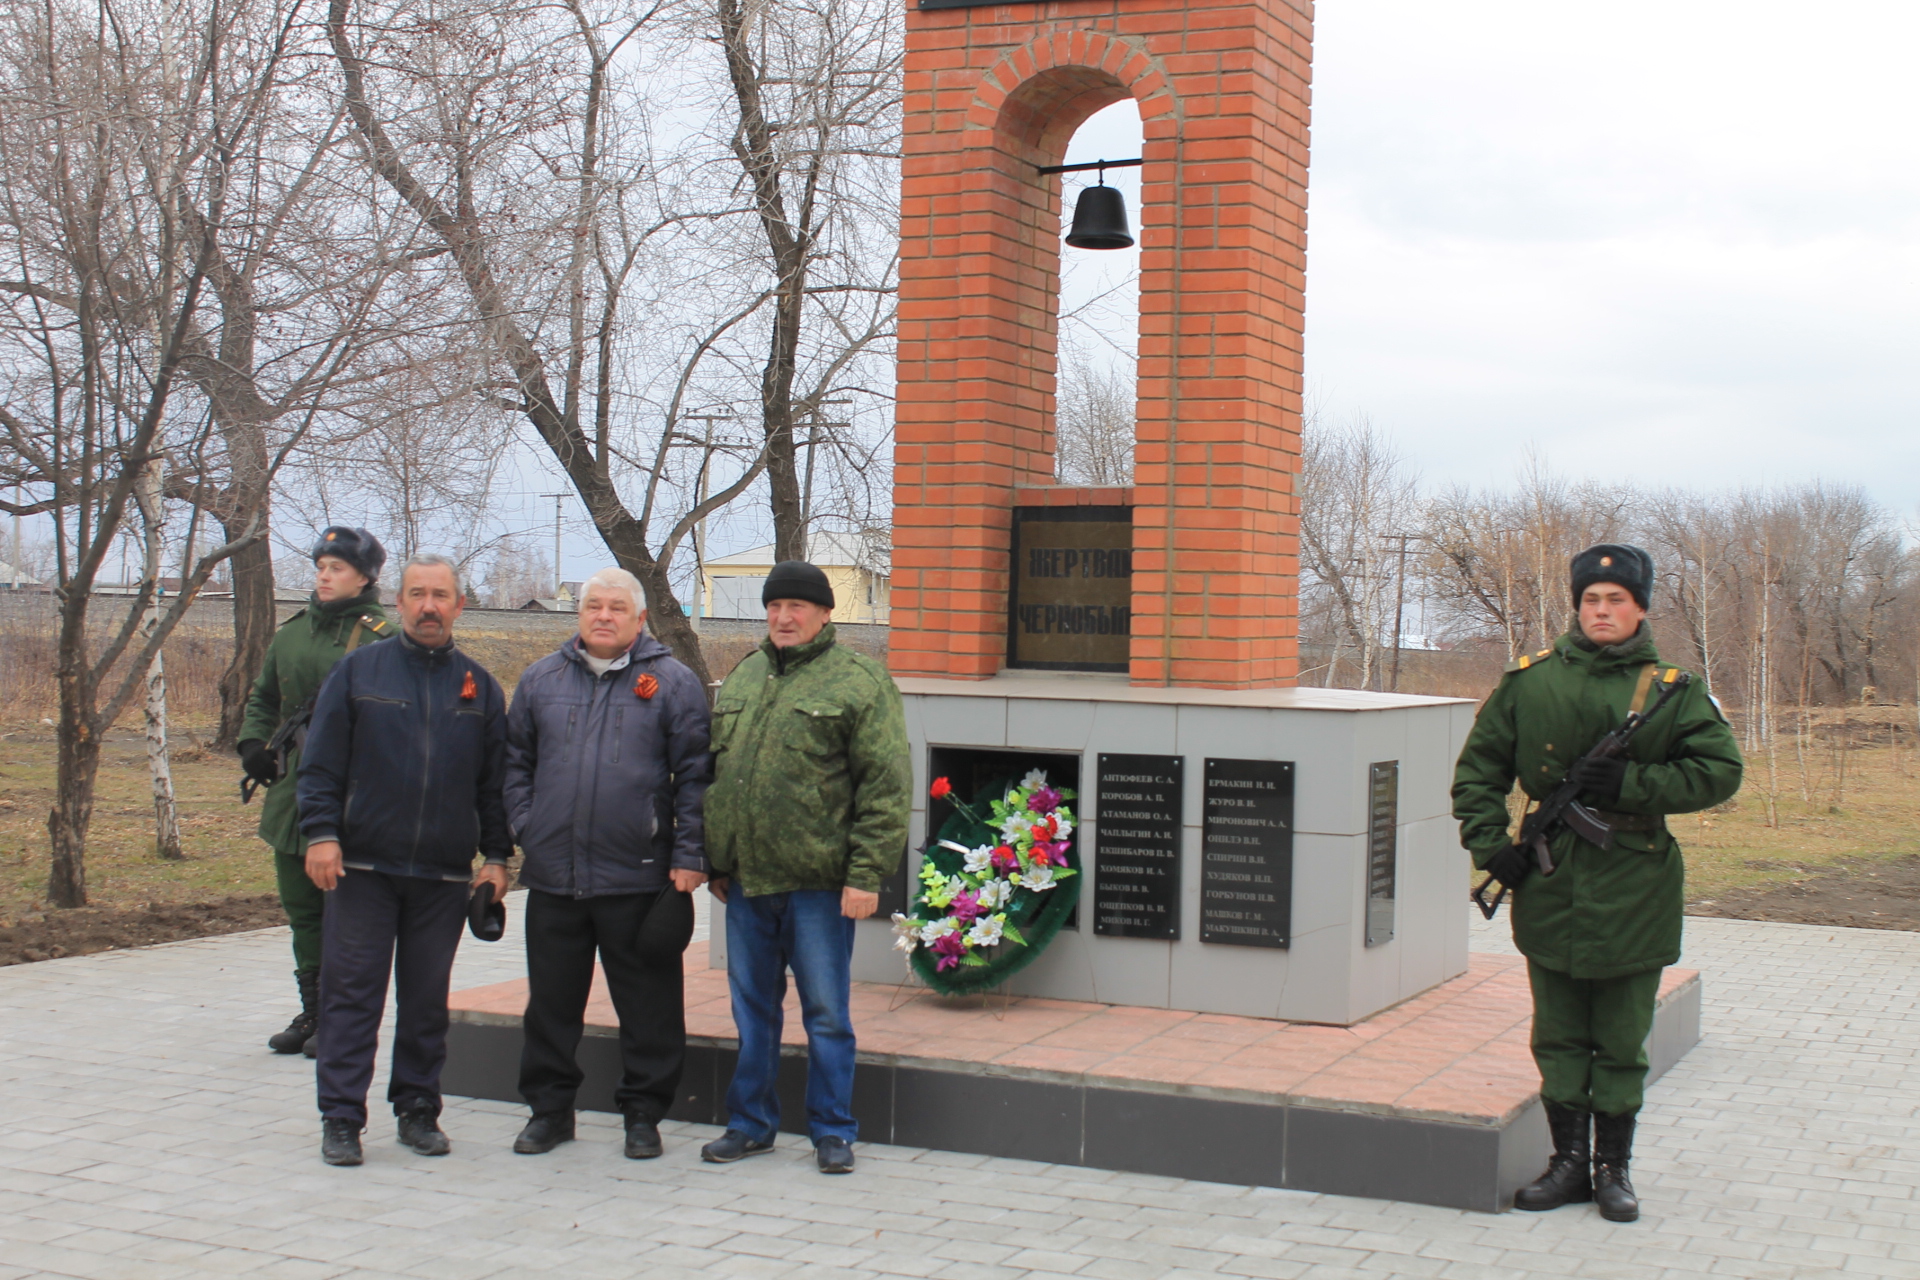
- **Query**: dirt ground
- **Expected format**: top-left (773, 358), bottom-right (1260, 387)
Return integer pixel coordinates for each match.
top-left (2, 704), bottom-right (1915, 966)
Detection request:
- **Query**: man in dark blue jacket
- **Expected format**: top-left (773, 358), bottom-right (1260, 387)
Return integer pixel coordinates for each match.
top-left (504, 567), bottom-right (712, 1160)
top-left (298, 553), bottom-right (511, 1167)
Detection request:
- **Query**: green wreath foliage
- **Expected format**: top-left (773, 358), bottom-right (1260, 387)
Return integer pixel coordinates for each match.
top-left (904, 777), bottom-right (1079, 996)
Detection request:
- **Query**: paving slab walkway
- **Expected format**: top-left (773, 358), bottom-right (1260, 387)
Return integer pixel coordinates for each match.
top-left (1, 894), bottom-right (1915, 1279)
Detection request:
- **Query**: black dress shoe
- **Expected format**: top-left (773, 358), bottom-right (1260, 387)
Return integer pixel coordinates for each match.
top-left (1593, 1111), bottom-right (1641, 1222)
top-left (624, 1114), bottom-right (663, 1160)
top-left (321, 1118), bottom-right (363, 1167)
top-left (700, 1130), bottom-right (775, 1163)
top-left (513, 1112), bottom-right (575, 1154)
top-left (1514, 1102), bottom-right (1592, 1211)
top-left (396, 1103), bottom-right (450, 1156)
top-left (815, 1136), bottom-right (855, 1174)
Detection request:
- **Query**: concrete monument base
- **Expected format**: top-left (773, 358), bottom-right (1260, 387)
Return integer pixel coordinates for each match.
top-left (712, 675), bottom-right (1479, 1026)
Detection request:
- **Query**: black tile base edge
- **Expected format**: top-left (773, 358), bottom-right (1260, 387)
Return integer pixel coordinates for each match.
top-left (441, 975), bottom-right (1700, 1213)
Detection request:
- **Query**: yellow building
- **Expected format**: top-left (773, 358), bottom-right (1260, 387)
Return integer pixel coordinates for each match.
top-left (701, 532), bottom-right (890, 625)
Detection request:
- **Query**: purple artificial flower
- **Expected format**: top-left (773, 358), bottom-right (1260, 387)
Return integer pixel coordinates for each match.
top-left (950, 890), bottom-right (983, 924)
top-left (931, 931), bottom-right (969, 972)
top-left (1028, 786), bottom-right (1062, 815)
top-left (1044, 840), bottom-right (1072, 866)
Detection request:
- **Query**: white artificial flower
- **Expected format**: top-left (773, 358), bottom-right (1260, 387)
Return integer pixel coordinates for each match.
top-left (890, 913), bottom-right (919, 953)
top-left (1013, 865), bottom-right (1056, 891)
top-left (962, 845), bottom-right (993, 875)
top-left (1049, 815), bottom-right (1074, 840)
top-left (975, 879), bottom-right (1010, 910)
top-left (999, 813), bottom-right (1027, 842)
top-left (918, 917), bottom-right (958, 945)
top-left (1021, 768), bottom-right (1049, 790)
top-left (966, 916), bottom-right (1005, 947)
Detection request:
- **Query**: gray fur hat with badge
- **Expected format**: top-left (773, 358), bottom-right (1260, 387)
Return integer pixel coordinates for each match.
top-left (1569, 543), bottom-right (1654, 611)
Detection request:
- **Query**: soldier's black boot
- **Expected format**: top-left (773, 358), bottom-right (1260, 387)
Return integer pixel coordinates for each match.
top-left (1513, 1102), bottom-right (1592, 1211)
top-left (1592, 1111), bottom-right (1641, 1222)
top-left (321, 1118), bottom-right (363, 1166)
top-left (268, 969), bottom-right (319, 1054)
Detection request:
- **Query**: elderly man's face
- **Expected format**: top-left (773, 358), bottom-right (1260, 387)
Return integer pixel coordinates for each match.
top-left (766, 598), bottom-right (832, 649)
top-left (397, 563), bottom-right (465, 647)
top-left (579, 585), bottom-right (646, 659)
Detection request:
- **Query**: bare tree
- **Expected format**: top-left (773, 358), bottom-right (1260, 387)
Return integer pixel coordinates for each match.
top-left (133, 458), bottom-right (183, 860)
top-left (1055, 336), bottom-right (1135, 487)
top-left (1298, 415), bottom-right (1420, 688)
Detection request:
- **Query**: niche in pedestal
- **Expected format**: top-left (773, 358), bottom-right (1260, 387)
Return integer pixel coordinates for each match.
top-left (920, 745), bottom-right (1082, 930)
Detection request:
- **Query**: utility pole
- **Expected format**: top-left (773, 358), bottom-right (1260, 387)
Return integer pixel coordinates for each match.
top-left (681, 413), bottom-right (738, 621)
top-left (1381, 532), bottom-right (1420, 692)
top-left (798, 399), bottom-right (854, 555)
top-left (539, 493), bottom-right (569, 598)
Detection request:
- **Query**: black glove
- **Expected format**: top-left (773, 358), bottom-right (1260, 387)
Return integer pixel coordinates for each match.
top-left (238, 740), bottom-right (277, 786)
top-left (1485, 844), bottom-right (1532, 892)
top-left (1570, 754), bottom-right (1627, 807)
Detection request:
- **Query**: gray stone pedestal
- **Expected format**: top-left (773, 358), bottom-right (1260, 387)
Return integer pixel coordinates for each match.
top-left (711, 674), bottom-right (1478, 1027)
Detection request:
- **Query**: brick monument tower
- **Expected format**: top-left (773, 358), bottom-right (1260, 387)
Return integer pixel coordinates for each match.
top-left (888, 0), bottom-right (1313, 687)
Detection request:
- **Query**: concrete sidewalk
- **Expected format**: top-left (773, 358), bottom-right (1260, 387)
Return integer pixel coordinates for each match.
top-left (0, 898), bottom-right (1915, 1278)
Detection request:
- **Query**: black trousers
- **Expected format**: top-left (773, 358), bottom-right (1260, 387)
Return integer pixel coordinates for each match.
top-left (317, 869), bottom-right (468, 1125)
top-left (519, 889), bottom-right (686, 1121)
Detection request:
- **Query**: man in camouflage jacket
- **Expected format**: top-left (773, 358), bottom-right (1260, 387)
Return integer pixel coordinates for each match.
top-left (701, 559), bottom-right (910, 1175)
top-left (238, 527), bottom-right (392, 1057)
top-left (1453, 544), bottom-right (1742, 1222)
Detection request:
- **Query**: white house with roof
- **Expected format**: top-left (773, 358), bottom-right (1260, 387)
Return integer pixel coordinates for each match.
top-left (701, 531), bottom-right (890, 625)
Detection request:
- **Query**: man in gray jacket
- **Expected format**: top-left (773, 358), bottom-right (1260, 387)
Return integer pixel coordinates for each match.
top-left (503, 567), bottom-right (713, 1159)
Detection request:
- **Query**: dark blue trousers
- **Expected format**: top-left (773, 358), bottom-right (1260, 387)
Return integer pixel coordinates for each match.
top-left (316, 869), bottom-right (468, 1125)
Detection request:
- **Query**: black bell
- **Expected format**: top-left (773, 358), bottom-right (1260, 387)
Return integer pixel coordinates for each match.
top-left (1065, 181), bottom-right (1133, 250)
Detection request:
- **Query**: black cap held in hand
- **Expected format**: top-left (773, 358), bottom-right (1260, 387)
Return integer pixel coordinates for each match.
top-left (467, 883), bottom-right (505, 942)
top-left (1570, 543), bottom-right (1654, 611)
top-left (311, 526), bottom-right (387, 584)
top-left (761, 559), bottom-right (835, 610)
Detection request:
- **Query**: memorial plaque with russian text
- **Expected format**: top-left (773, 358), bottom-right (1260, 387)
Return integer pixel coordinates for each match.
top-left (1007, 506), bottom-right (1132, 672)
top-left (1200, 758), bottom-right (1294, 947)
top-left (1093, 753), bottom-right (1183, 940)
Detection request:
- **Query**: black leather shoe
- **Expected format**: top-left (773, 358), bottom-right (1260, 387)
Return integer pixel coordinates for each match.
top-left (815, 1136), bottom-right (855, 1174)
top-left (700, 1130), bottom-right (775, 1163)
top-left (321, 1118), bottom-right (363, 1167)
top-left (1514, 1102), bottom-right (1591, 1211)
top-left (1593, 1111), bottom-right (1641, 1222)
top-left (623, 1114), bottom-right (663, 1160)
top-left (513, 1111), bottom-right (575, 1154)
top-left (396, 1101), bottom-right (450, 1156)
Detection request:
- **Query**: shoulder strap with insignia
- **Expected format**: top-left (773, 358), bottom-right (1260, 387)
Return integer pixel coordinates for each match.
top-left (1503, 647), bottom-right (1555, 674)
top-left (346, 615), bottom-right (390, 652)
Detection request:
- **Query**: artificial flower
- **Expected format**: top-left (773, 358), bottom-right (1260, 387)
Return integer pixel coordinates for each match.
top-left (966, 915), bottom-right (1005, 947)
top-left (930, 776), bottom-right (953, 800)
top-left (963, 845), bottom-right (994, 875)
top-left (1021, 768), bottom-right (1048, 790)
top-left (1028, 786), bottom-right (1061, 815)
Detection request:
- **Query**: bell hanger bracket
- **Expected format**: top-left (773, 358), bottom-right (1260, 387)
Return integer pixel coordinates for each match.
top-left (1037, 157), bottom-right (1143, 177)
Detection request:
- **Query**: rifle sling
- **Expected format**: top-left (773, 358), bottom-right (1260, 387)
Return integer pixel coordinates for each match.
top-left (1628, 661), bottom-right (1659, 715)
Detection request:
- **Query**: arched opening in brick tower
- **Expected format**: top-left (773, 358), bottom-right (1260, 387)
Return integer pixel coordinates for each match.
top-left (1056, 100), bottom-right (1143, 489)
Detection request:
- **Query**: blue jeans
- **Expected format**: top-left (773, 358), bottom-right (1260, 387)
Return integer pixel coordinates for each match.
top-left (723, 889), bottom-right (857, 1144)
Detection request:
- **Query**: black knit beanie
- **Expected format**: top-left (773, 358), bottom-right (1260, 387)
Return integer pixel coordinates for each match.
top-left (761, 559), bottom-right (835, 610)
top-left (312, 526), bottom-right (387, 584)
top-left (1569, 543), bottom-right (1654, 611)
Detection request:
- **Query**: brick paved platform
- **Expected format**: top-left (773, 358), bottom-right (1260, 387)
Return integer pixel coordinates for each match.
top-left (442, 941), bottom-right (1699, 1211)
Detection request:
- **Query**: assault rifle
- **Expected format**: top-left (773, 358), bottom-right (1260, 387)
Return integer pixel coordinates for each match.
top-left (241, 696), bottom-right (315, 805)
top-left (1472, 669), bottom-right (1692, 920)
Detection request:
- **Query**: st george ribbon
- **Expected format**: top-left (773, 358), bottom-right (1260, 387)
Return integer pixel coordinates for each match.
top-left (1093, 754), bottom-right (1184, 940)
top-left (1200, 758), bottom-right (1294, 947)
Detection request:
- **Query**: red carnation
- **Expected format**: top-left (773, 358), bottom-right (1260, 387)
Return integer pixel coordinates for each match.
top-left (930, 776), bottom-right (953, 800)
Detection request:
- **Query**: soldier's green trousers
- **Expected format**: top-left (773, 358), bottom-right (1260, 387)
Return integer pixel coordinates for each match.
top-left (1527, 960), bottom-right (1662, 1114)
top-left (274, 851), bottom-right (324, 976)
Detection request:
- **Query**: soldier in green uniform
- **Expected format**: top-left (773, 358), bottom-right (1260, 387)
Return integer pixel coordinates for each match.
top-left (238, 527), bottom-right (391, 1056)
top-left (1453, 544), bottom-right (1742, 1222)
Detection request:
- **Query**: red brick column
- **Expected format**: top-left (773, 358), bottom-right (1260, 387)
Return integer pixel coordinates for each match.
top-left (889, 0), bottom-right (1311, 688)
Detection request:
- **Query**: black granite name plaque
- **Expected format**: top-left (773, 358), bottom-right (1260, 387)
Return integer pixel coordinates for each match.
top-left (1093, 753), bottom-right (1184, 940)
top-left (1200, 757), bottom-right (1294, 947)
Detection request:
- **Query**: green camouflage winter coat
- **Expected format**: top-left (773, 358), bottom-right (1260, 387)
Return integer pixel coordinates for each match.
top-left (1451, 625), bottom-right (1743, 980)
top-left (705, 624), bottom-right (911, 897)
top-left (238, 590), bottom-right (393, 856)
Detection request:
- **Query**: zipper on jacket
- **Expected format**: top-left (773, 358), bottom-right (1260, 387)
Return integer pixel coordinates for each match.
top-left (411, 657), bottom-right (433, 873)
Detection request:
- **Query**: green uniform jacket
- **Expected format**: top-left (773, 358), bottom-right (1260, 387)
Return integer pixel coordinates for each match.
top-left (705, 624), bottom-right (911, 897)
top-left (238, 591), bottom-right (393, 856)
top-left (1451, 626), bottom-right (1743, 980)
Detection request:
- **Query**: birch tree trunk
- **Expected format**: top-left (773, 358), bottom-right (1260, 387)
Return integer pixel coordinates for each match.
top-left (134, 460), bottom-right (183, 861)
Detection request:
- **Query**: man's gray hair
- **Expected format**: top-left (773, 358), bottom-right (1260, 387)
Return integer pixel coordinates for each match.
top-left (580, 566), bottom-right (645, 613)
top-left (400, 552), bottom-right (467, 598)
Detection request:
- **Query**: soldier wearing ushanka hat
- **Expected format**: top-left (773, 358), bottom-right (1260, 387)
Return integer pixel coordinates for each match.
top-left (1452, 543), bottom-right (1742, 1221)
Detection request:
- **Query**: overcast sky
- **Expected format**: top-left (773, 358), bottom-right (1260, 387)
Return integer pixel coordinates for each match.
top-left (1303, 0), bottom-right (1920, 512)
